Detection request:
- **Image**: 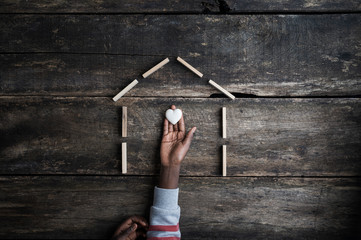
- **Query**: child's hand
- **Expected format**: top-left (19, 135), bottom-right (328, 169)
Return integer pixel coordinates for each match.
top-left (161, 105), bottom-right (196, 167)
top-left (159, 105), bottom-right (196, 189)
top-left (111, 216), bottom-right (148, 240)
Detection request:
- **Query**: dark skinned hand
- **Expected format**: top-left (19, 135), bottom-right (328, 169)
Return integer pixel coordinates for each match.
top-left (159, 105), bottom-right (196, 189)
top-left (111, 216), bottom-right (148, 240)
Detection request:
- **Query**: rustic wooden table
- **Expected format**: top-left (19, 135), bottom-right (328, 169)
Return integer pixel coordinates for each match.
top-left (1, 1), bottom-right (361, 239)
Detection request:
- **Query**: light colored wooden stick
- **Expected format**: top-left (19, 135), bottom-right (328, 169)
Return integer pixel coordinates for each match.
top-left (222, 107), bottom-right (226, 138)
top-left (122, 142), bottom-right (127, 174)
top-left (122, 106), bottom-right (127, 137)
top-left (177, 56), bottom-right (203, 78)
top-left (113, 79), bottom-right (138, 102)
top-left (208, 80), bottom-right (236, 100)
top-left (142, 58), bottom-right (170, 78)
top-left (222, 145), bottom-right (227, 177)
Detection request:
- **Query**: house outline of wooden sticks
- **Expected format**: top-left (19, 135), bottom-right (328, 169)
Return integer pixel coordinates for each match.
top-left (116, 57), bottom-right (230, 176)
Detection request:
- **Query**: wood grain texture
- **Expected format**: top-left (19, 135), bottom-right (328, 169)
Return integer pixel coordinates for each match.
top-left (1, 14), bottom-right (360, 96)
top-left (0, 0), bottom-right (361, 13)
top-left (222, 107), bottom-right (226, 138)
top-left (1, 2), bottom-right (359, 239)
top-left (0, 176), bottom-right (360, 239)
top-left (1, 97), bottom-right (360, 176)
top-left (222, 145), bottom-right (227, 176)
top-left (122, 106), bottom-right (127, 137)
top-left (122, 142), bottom-right (127, 174)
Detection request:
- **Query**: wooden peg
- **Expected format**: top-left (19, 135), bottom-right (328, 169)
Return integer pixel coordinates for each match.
top-left (122, 142), bottom-right (127, 174)
top-left (142, 58), bottom-right (170, 78)
top-left (113, 79), bottom-right (138, 102)
top-left (222, 145), bottom-right (227, 177)
top-left (222, 107), bottom-right (226, 138)
top-left (122, 106), bottom-right (127, 137)
top-left (209, 80), bottom-right (235, 100)
top-left (177, 56), bottom-right (203, 78)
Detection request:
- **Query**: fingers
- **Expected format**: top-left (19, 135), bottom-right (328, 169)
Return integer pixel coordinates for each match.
top-left (168, 119), bottom-right (173, 133)
top-left (178, 113), bottom-right (185, 133)
top-left (182, 127), bottom-right (196, 150)
top-left (166, 105), bottom-right (187, 133)
top-left (172, 105), bottom-right (184, 133)
top-left (111, 223), bottom-right (137, 240)
top-left (168, 105), bottom-right (176, 132)
top-left (127, 223), bottom-right (148, 240)
top-left (120, 223), bottom-right (138, 240)
top-left (112, 216), bottom-right (148, 240)
top-left (163, 118), bottom-right (169, 136)
top-left (112, 218), bottom-right (131, 237)
top-left (129, 216), bottom-right (148, 228)
top-left (113, 221), bottom-right (147, 240)
top-left (126, 223), bottom-right (137, 234)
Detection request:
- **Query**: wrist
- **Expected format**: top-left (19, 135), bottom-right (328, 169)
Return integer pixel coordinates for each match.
top-left (159, 165), bottom-right (180, 189)
top-left (161, 163), bottom-right (181, 170)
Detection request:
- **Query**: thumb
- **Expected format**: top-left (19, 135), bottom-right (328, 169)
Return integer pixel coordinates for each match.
top-left (183, 127), bottom-right (196, 149)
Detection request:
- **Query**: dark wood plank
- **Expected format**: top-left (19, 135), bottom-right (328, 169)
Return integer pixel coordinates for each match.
top-left (1, 0), bottom-right (360, 13)
top-left (2, 52), bottom-right (361, 97)
top-left (1, 97), bottom-right (360, 176)
top-left (180, 177), bottom-right (361, 239)
top-left (1, 15), bottom-right (360, 96)
top-left (2, 14), bottom-right (361, 55)
top-left (0, 176), bottom-right (360, 239)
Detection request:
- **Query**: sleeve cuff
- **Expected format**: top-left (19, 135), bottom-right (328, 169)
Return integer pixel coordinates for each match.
top-left (153, 187), bottom-right (179, 210)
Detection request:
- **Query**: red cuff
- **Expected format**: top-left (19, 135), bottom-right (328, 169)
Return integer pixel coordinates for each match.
top-left (148, 223), bottom-right (179, 232)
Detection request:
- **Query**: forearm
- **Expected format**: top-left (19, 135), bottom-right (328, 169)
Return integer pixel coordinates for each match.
top-left (159, 165), bottom-right (180, 189)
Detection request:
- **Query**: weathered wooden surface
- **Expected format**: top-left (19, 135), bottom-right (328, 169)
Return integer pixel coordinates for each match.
top-left (1, 0), bottom-right (361, 13)
top-left (1, 97), bottom-right (360, 176)
top-left (2, 15), bottom-right (360, 55)
top-left (0, 176), bottom-right (360, 239)
top-left (1, 15), bottom-right (360, 97)
top-left (1, 1), bottom-right (360, 239)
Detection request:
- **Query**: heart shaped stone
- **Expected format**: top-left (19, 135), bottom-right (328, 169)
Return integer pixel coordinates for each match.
top-left (165, 109), bottom-right (182, 125)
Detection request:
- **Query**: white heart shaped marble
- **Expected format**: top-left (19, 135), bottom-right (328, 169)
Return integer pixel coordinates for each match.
top-left (165, 109), bottom-right (182, 125)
